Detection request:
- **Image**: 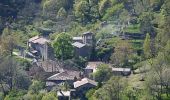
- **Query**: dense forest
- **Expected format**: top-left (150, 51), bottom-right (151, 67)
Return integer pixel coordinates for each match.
top-left (0, 0), bottom-right (170, 100)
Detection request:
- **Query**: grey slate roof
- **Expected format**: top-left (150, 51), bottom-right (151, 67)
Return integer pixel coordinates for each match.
top-left (72, 42), bottom-right (86, 48)
top-left (74, 78), bottom-right (97, 88)
top-left (36, 60), bottom-right (62, 72)
top-left (29, 35), bottom-right (50, 45)
top-left (85, 62), bottom-right (103, 70)
top-left (32, 37), bottom-right (50, 45)
top-left (47, 70), bottom-right (80, 81)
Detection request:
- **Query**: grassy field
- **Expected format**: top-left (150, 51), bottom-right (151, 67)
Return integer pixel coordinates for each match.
top-left (130, 39), bottom-right (144, 51)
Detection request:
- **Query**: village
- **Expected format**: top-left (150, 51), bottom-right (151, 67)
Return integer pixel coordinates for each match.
top-left (12, 30), bottom-right (132, 100)
top-left (1, 0), bottom-right (170, 99)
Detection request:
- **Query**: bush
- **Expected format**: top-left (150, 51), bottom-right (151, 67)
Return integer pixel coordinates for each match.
top-left (42, 92), bottom-right (57, 100)
top-left (4, 89), bottom-right (27, 100)
top-left (16, 58), bottom-right (31, 71)
top-left (93, 64), bottom-right (112, 82)
top-left (23, 92), bottom-right (44, 100)
top-left (73, 56), bottom-right (87, 69)
top-left (0, 92), bottom-right (4, 100)
top-left (86, 89), bottom-right (96, 100)
top-left (29, 80), bottom-right (45, 94)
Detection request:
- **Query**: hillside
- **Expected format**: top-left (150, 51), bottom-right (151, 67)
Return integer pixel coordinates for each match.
top-left (0, 0), bottom-right (170, 100)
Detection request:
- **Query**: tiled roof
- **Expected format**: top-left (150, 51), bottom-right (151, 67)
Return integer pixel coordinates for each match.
top-left (72, 42), bottom-right (86, 48)
top-left (47, 70), bottom-right (80, 81)
top-left (74, 78), bottom-right (97, 88)
top-left (37, 60), bottom-right (62, 72)
top-left (37, 60), bottom-right (80, 73)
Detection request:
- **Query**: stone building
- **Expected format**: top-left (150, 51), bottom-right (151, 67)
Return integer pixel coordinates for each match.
top-left (72, 32), bottom-right (94, 58)
top-left (27, 35), bottom-right (54, 60)
top-left (84, 62), bottom-right (103, 78)
top-left (72, 42), bottom-right (90, 58)
top-left (46, 70), bottom-right (81, 88)
top-left (84, 62), bottom-right (131, 78)
top-left (73, 78), bottom-right (97, 98)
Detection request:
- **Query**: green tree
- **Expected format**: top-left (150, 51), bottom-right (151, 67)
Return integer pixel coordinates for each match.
top-left (29, 81), bottom-right (45, 94)
top-left (156, 0), bottom-right (170, 49)
top-left (0, 56), bottom-right (31, 94)
top-left (15, 71), bottom-right (32, 90)
top-left (74, 0), bottom-right (90, 23)
top-left (93, 64), bottom-right (112, 82)
top-left (43, 0), bottom-right (73, 16)
top-left (52, 32), bottom-right (73, 60)
top-left (99, 0), bottom-right (111, 16)
top-left (4, 89), bottom-right (26, 100)
top-left (0, 27), bottom-right (18, 56)
top-left (110, 40), bottom-right (133, 67)
top-left (102, 2), bottom-right (124, 20)
top-left (145, 52), bottom-right (170, 100)
top-left (93, 77), bottom-right (127, 100)
top-left (139, 12), bottom-right (154, 35)
top-left (57, 7), bottom-right (67, 18)
top-left (164, 40), bottom-right (170, 64)
top-left (23, 92), bottom-right (44, 100)
top-left (86, 89), bottom-right (96, 100)
top-left (143, 33), bottom-right (152, 59)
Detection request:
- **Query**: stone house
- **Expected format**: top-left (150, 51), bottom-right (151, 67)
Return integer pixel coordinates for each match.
top-left (84, 62), bottom-right (103, 78)
top-left (73, 78), bottom-right (97, 98)
top-left (36, 60), bottom-right (62, 73)
top-left (27, 35), bottom-right (54, 60)
top-left (73, 32), bottom-right (94, 45)
top-left (46, 70), bottom-right (81, 88)
top-left (72, 42), bottom-right (90, 58)
top-left (84, 62), bottom-right (131, 78)
top-left (72, 32), bottom-right (94, 58)
top-left (82, 32), bottom-right (94, 45)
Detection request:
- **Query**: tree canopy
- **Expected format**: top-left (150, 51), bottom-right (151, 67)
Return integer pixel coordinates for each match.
top-left (52, 32), bottom-right (73, 60)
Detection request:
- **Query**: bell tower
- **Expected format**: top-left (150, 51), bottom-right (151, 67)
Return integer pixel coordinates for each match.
top-left (82, 32), bottom-right (93, 45)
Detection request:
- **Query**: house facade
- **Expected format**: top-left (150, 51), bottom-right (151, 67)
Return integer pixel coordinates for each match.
top-left (46, 70), bottom-right (81, 88)
top-left (73, 78), bottom-right (97, 98)
top-left (84, 62), bottom-right (103, 78)
top-left (84, 62), bottom-right (132, 78)
top-left (72, 42), bottom-right (90, 58)
top-left (72, 32), bottom-right (94, 58)
top-left (27, 35), bottom-right (54, 60)
top-left (82, 32), bottom-right (94, 45)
